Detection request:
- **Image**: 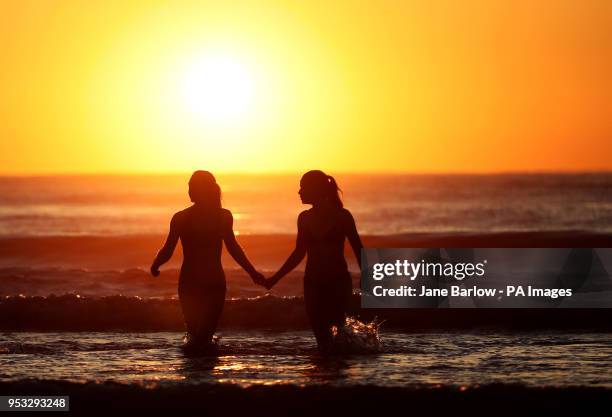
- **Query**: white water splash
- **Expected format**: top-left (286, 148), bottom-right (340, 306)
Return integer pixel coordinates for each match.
top-left (331, 317), bottom-right (383, 354)
top-left (181, 333), bottom-right (222, 356)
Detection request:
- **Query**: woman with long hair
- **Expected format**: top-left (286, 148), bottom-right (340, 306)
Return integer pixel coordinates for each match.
top-left (266, 170), bottom-right (363, 353)
top-left (150, 170), bottom-right (265, 350)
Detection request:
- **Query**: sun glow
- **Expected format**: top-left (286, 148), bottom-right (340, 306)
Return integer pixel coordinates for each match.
top-left (2, 1), bottom-right (610, 174)
top-left (179, 55), bottom-right (255, 123)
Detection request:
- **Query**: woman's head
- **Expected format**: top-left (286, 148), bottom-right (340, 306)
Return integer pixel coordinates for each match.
top-left (299, 170), bottom-right (343, 207)
top-left (188, 170), bottom-right (221, 208)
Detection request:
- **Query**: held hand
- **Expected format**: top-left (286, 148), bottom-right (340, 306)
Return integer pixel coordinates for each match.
top-left (250, 270), bottom-right (266, 287)
top-left (150, 265), bottom-right (160, 277)
top-left (264, 275), bottom-right (278, 291)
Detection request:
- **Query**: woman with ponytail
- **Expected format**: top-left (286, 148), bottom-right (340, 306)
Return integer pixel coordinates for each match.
top-left (266, 170), bottom-right (363, 353)
top-left (150, 170), bottom-right (265, 352)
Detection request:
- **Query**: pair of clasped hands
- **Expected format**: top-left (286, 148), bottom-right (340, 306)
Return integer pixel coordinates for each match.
top-left (248, 270), bottom-right (279, 291)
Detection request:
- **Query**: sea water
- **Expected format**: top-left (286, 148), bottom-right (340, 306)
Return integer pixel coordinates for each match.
top-left (2, 331), bottom-right (612, 388)
top-left (1, 173), bottom-right (611, 237)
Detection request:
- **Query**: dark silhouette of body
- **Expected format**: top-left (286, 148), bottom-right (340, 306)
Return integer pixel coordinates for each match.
top-left (266, 170), bottom-right (363, 353)
top-left (151, 171), bottom-right (264, 348)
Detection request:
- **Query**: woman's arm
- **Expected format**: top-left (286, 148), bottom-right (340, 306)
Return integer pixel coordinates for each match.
top-left (222, 210), bottom-right (265, 285)
top-left (266, 212), bottom-right (307, 289)
top-left (343, 209), bottom-right (363, 267)
top-left (150, 214), bottom-right (180, 277)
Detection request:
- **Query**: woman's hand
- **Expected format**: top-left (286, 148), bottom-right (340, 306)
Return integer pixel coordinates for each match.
top-left (264, 274), bottom-right (279, 290)
top-left (150, 264), bottom-right (160, 277)
top-left (250, 270), bottom-right (266, 287)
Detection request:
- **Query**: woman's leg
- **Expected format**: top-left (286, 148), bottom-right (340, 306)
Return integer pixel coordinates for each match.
top-left (304, 276), bottom-right (351, 352)
top-left (197, 287), bottom-right (226, 344)
top-left (329, 274), bottom-right (352, 329)
top-left (180, 282), bottom-right (226, 345)
top-left (179, 291), bottom-right (203, 339)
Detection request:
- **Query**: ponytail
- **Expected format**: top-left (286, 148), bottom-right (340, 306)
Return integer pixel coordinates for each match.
top-left (327, 175), bottom-right (343, 208)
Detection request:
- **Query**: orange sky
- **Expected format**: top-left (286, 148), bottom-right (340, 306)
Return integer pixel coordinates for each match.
top-left (1, 0), bottom-right (610, 174)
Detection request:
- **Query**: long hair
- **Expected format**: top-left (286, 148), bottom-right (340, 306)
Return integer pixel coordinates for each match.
top-left (188, 170), bottom-right (221, 208)
top-left (301, 170), bottom-right (343, 208)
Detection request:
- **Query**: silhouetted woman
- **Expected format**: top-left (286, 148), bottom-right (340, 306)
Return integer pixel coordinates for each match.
top-left (150, 171), bottom-right (264, 349)
top-left (266, 170), bottom-right (363, 353)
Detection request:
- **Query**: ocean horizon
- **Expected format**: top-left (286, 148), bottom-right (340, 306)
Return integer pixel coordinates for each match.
top-left (1, 172), bottom-right (611, 237)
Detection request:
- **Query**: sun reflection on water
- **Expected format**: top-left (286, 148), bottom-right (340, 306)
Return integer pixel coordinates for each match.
top-left (2, 331), bottom-right (612, 388)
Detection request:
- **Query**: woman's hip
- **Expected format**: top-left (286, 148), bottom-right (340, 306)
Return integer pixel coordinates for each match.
top-left (179, 276), bottom-right (226, 299)
top-left (303, 273), bottom-right (352, 303)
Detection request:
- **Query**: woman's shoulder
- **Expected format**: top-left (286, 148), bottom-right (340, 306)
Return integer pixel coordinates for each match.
top-left (298, 208), bottom-right (313, 221)
top-left (339, 207), bottom-right (354, 218)
top-left (172, 208), bottom-right (190, 222)
top-left (218, 208), bottom-right (234, 226)
top-left (219, 207), bottom-right (233, 217)
top-left (176, 206), bottom-right (230, 219)
top-left (337, 208), bottom-right (356, 227)
top-left (299, 207), bottom-right (351, 218)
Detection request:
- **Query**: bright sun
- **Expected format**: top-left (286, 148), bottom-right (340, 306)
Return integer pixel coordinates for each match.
top-left (180, 54), bottom-right (255, 123)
